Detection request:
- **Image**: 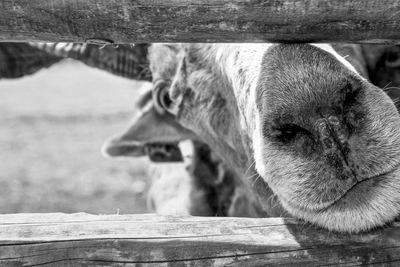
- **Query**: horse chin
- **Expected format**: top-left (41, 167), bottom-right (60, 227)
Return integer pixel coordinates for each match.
top-left (279, 169), bottom-right (400, 233)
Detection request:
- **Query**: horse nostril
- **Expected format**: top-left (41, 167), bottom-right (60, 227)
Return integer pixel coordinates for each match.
top-left (342, 81), bottom-right (361, 108)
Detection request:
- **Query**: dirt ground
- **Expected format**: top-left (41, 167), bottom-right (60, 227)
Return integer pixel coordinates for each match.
top-left (0, 59), bottom-right (153, 214)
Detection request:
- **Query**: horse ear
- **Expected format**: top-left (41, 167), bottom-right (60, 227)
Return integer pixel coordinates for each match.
top-left (102, 86), bottom-right (195, 158)
top-left (162, 55), bottom-right (187, 115)
top-left (102, 107), bottom-right (186, 158)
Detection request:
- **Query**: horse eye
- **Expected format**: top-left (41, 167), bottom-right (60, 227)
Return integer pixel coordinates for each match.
top-left (159, 88), bottom-right (172, 110)
top-left (153, 80), bottom-right (173, 113)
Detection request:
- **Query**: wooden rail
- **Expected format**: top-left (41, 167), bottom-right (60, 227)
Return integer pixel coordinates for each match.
top-left (0, 213), bottom-right (399, 266)
top-left (0, 0), bottom-right (400, 43)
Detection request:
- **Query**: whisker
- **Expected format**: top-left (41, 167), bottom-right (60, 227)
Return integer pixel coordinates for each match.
top-left (382, 86), bottom-right (400, 92)
top-left (382, 81), bottom-right (392, 90)
top-left (244, 160), bottom-right (256, 178)
top-left (250, 174), bottom-right (262, 187)
top-left (392, 97), bottom-right (400, 105)
top-left (247, 172), bottom-right (260, 180)
top-left (243, 160), bottom-right (257, 186)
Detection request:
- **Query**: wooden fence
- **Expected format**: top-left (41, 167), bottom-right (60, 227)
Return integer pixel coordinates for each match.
top-left (1, 0), bottom-right (400, 266)
top-left (0, 0), bottom-right (399, 43)
top-left (0, 213), bottom-right (400, 266)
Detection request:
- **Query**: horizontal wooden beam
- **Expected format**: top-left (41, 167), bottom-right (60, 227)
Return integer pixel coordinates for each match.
top-left (0, 0), bottom-right (400, 43)
top-left (0, 213), bottom-right (400, 266)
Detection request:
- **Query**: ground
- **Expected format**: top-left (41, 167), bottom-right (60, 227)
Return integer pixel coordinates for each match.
top-left (0, 59), bottom-right (152, 214)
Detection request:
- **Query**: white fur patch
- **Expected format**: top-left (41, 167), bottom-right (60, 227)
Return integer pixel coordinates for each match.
top-left (179, 139), bottom-right (195, 165)
top-left (147, 163), bottom-right (193, 215)
top-left (253, 111), bottom-right (266, 177)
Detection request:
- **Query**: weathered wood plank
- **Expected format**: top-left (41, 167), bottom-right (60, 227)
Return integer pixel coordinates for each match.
top-left (0, 213), bottom-right (400, 266)
top-left (0, 0), bottom-right (400, 43)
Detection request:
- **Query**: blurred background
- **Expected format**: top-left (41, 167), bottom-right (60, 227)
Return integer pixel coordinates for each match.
top-left (0, 59), bottom-right (152, 214)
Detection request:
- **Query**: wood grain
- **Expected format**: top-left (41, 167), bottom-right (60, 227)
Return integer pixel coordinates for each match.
top-left (0, 213), bottom-right (400, 266)
top-left (0, 0), bottom-right (400, 43)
